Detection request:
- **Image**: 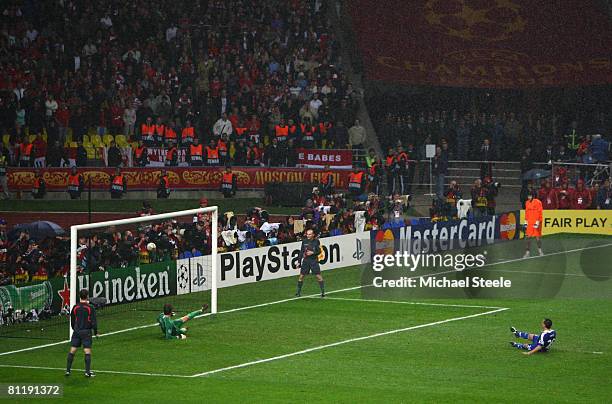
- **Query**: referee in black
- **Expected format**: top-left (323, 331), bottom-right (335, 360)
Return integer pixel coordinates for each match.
top-left (295, 228), bottom-right (325, 297)
top-left (66, 288), bottom-right (98, 377)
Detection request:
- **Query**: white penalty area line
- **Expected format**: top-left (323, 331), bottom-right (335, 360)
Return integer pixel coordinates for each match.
top-left (190, 306), bottom-right (509, 377)
top-left (0, 283), bottom-right (366, 358)
top-left (0, 306), bottom-right (509, 379)
top-left (0, 364), bottom-right (191, 378)
top-left (317, 296), bottom-right (506, 310)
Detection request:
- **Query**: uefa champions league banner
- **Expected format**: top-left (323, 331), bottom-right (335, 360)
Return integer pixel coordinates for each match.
top-left (370, 211), bottom-right (521, 256)
top-left (176, 232), bottom-right (372, 292)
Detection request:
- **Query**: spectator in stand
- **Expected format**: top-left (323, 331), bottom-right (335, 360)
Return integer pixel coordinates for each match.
top-left (32, 134), bottom-right (47, 168)
top-left (76, 141), bottom-right (88, 168)
top-left (590, 134), bottom-right (610, 163)
top-left (265, 138), bottom-right (285, 167)
top-left (471, 179), bottom-right (488, 217)
top-left (157, 169), bottom-right (171, 199)
top-left (557, 181), bottom-right (574, 209)
top-left (46, 141), bottom-right (66, 168)
top-left (571, 179), bottom-right (592, 209)
top-left (432, 146), bottom-right (448, 201)
top-left (538, 179), bottom-right (558, 209)
top-left (479, 139), bottom-right (493, 180)
top-left (123, 105), bottom-right (137, 139)
top-left (0, 148), bottom-right (9, 199)
top-left (597, 179), bottom-right (611, 209)
top-left (213, 113), bottom-right (233, 139)
top-left (107, 141), bottom-right (123, 168)
top-left (348, 119), bottom-right (366, 152)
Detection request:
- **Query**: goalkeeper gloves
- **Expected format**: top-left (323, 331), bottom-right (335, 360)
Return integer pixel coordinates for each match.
top-left (534, 221), bottom-right (540, 229)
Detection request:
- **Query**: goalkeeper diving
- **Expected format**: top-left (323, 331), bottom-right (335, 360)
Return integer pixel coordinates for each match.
top-left (157, 303), bottom-right (209, 339)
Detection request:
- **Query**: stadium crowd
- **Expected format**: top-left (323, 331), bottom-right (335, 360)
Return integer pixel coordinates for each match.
top-left (376, 109), bottom-right (611, 163)
top-left (0, 186), bottom-right (412, 285)
top-left (0, 0), bottom-right (362, 170)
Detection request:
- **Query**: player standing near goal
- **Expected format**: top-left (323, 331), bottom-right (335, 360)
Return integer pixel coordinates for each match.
top-left (66, 289), bottom-right (98, 377)
top-left (157, 303), bottom-right (209, 339)
top-left (295, 228), bottom-right (325, 297)
top-left (523, 190), bottom-right (544, 257)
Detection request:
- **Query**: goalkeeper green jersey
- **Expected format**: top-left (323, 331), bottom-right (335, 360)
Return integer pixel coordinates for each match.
top-left (157, 313), bottom-right (184, 339)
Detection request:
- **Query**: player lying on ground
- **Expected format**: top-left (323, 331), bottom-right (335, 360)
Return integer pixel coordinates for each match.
top-left (157, 303), bottom-right (209, 339)
top-left (509, 318), bottom-right (556, 355)
top-left (295, 228), bottom-right (325, 297)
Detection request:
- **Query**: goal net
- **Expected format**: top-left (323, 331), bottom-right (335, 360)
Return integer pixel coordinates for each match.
top-left (0, 207), bottom-right (217, 342)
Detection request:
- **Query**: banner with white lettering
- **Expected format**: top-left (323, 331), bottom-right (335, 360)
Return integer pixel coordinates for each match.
top-left (297, 149), bottom-right (353, 169)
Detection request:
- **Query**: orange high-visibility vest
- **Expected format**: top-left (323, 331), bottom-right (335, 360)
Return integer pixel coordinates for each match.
top-left (275, 125), bottom-right (289, 139)
top-left (33, 178), bottom-right (42, 189)
top-left (235, 126), bottom-right (247, 137)
top-left (67, 174), bottom-right (81, 192)
top-left (190, 144), bottom-right (203, 162)
top-left (181, 127), bottom-right (195, 142)
top-left (141, 123), bottom-right (155, 142)
top-left (222, 172), bottom-right (234, 190)
top-left (385, 155), bottom-right (395, 167)
top-left (111, 175), bottom-right (124, 192)
top-left (206, 146), bottom-right (219, 165)
top-left (20, 144), bottom-right (33, 161)
top-left (348, 171), bottom-right (364, 191)
top-left (300, 124), bottom-right (315, 142)
top-left (164, 127), bottom-right (177, 141)
top-left (218, 140), bottom-right (227, 157)
top-left (166, 147), bottom-right (177, 163)
top-left (154, 124), bottom-right (165, 136)
top-left (161, 176), bottom-right (169, 189)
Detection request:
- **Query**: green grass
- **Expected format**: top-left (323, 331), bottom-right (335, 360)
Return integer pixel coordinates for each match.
top-left (0, 198), bottom-right (297, 215)
top-left (1, 237), bottom-right (611, 402)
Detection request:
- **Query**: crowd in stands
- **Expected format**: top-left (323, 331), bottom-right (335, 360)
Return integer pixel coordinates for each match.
top-left (0, 0), bottom-right (363, 170)
top-left (376, 109), bottom-right (611, 163)
top-left (0, 188), bottom-right (412, 286)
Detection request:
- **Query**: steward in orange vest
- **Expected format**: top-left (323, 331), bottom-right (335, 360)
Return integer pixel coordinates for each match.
top-left (188, 138), bottom-right (204, 166)
top-left (20, 140), bottom-right (33, 167)
top-left (133, 140), bottom-right (149, 167)
top-left (153, 118), bottom-right (165, 145)
top-left (32, 171), bottom-right (46, 199)
top-left (348, 167), bottom-right (366, 198)
top-left (220, 166), bottom-right (237, 198)
top-left (67, 167), bottom-right (84, 199)
top-left (320, 165), bottom-right (334, 196)
top-left (140, 117), bottom-right (155, 145)
top-left (206, 140), bottom-right (220, 166)
top-left (181, 121), bottom-right (195, 145)
top-left (300, 121), bottom-right (316, 148)
top-left (368, 158), bottom-right (383, 195)
top-left (157, 169), bottom-right (171, 199)
top-left (385, 148), bottom-right (399, 195)
top-left (164, 124), bottom-right (178, 146)
top-left (218, 137), bottom-right (228, 164)
top-left (110, 168), bottom-right (126, 199)
top-left (275, 119), bottom-right (289, 141)
top-left (165, 144), bottom-right (178, 166)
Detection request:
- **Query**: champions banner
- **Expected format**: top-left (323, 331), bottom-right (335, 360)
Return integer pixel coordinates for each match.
top-left (297, 149), bottom-right (353, 169)
top-left (519, 210), bottom-right (612, 236)
top-left (349, 0), bottom-right (612, 88)
top-left (8, 167), bottom-right (352, 191)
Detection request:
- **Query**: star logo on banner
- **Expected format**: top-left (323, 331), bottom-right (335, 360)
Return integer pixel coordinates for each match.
top-left (424, 0), bottom-right (526, 42)
top-left (58, 278), bottom-right (71, 310)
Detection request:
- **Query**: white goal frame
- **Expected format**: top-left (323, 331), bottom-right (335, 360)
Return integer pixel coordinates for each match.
top-left (69, 206), bottom-right (218, 338)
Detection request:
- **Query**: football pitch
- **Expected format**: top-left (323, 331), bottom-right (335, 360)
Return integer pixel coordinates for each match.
top-left (1, 237), bottom-right (611, 402)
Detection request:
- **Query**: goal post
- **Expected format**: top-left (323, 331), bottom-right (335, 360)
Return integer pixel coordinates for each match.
top-left (69, 206), bottom-right (218, 339)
